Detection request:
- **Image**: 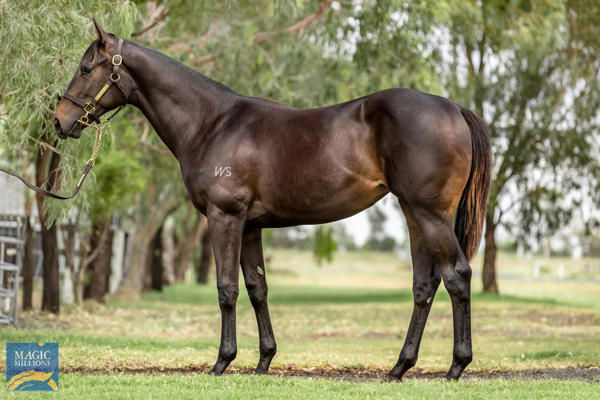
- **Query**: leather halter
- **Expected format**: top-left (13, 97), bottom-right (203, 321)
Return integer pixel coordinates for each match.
top-left (0, 38), bottom-right (128, 200)
top-left (62, 38), bottom-right (126, 125)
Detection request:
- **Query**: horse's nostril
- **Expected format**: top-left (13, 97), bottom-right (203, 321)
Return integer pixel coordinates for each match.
top-left (53, 118), bottom-right (62, 132)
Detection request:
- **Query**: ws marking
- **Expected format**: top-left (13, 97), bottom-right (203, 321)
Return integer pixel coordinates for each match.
top-left (214, 166), bottom-right (232, 177)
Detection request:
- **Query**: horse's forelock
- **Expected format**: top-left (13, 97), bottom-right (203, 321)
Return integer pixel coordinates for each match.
top-left (80, 40), bottom-right (101, 63)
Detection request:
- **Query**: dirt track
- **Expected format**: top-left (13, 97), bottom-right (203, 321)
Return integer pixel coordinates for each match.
top-left (64, 365), bottom-right (600, 382)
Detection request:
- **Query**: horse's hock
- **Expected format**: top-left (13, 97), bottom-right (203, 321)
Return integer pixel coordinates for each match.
top-left (0, 214), bottom-right (26, 325)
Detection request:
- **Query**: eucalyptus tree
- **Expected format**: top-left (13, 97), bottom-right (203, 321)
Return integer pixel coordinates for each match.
top-left (440, 0), bottom-right (600, 292)
top-left (329, 0), bottom-right (600, 292)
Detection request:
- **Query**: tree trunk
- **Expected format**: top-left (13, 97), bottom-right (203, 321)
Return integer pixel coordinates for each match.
top-left (75, 244), bottom-right (87, 306)
top-left (161, 217), bottom-right (176, 285)
top-left (118, 186), bottom-right (181, 297)
top-left (482, 212), bottom-right (499, 293)
top-left (60, 222), bottom-right (77, 305)
top-left (85, 220), bottom-right (113, 303)
top-left (119, 227), bottom-right (154, 295)
top-left (174, 213), bottom-right (205, 282)
top-left (35, 145), bottom-right (61, 313)
top-left (195, 225), bottom-right (212, 284)
top-left (150, 226), bottom-right (163, 291)
top-left (21, 216), bottom-right (34, 310)
top-left (21, 165), bottom-right (36, 311)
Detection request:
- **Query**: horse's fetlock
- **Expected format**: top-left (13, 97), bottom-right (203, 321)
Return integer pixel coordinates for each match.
top-left (260, 340), bottom-right (277, 358)
top-left (219, 347), bottom-right (237, 363)
top-left (453, 347), bottom-right (472, 367)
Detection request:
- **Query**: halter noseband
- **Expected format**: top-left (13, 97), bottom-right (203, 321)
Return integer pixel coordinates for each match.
top-left (62, 38), bottom-right (126, 125)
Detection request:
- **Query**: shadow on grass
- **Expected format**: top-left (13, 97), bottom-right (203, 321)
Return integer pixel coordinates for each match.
top-left (136, 283), bottom-right (564, 308)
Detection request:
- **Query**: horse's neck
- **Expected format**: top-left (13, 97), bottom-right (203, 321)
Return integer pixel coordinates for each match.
top-left (125, 42), bottom-right (236, 158)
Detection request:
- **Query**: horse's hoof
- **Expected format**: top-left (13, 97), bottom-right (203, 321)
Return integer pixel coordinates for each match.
top-left (445, 370), bottom-right (462, 381)
top-left (210, 366), bottom-right (225, 376)
top-left (382, 373), bottom-right (402, 383)
top-left (253, 369), bottom-right (269, 375)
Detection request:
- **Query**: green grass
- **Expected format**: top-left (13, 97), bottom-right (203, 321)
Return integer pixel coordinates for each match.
top-left (5, 374), bottom-right (599, 400)
top-left (2, 249), bottom-right (599, 398)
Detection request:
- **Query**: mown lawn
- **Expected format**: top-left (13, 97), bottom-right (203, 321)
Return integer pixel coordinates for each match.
top-left (2, 249), bottom-right (599, 398)
top-left (5, 374), bottom-right (600, 400)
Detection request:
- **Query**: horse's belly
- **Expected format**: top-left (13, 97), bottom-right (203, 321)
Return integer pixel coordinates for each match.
top-left (247, 176), bottom-right (389, 227)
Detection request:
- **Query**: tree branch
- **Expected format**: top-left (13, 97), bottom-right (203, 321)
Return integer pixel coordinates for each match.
top-left (132, 2), bottom-right (169, 37)
top-left (139, 140), bottom-right (171, 157)
top-left (254, 0), bottom-right (333, 44)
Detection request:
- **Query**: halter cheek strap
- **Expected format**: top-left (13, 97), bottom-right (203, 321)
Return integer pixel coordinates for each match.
top-left (62, 38), bottom-right (126, 125)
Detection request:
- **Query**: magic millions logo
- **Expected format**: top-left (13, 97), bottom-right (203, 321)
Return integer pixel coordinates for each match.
top-left (6, 342), bottom-right (59, 391)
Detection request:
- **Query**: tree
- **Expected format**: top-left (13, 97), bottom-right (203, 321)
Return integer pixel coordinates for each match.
top-left (363, 205), bottom-right (396, 252)
top-left (441, 0), bottom-right (600, 292)
top-left (313, 225), bottom-right (337, 266)
top-left (329, 0), bottom-right (600, 293)
top-left (0, 1), bottom-right (137, 311)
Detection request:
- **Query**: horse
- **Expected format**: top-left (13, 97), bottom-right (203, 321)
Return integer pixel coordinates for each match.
top-left (53, 20), bottom-right (491, 381)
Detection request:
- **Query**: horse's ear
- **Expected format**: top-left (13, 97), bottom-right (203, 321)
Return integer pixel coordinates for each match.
top-left (92, 17), bottom-right (108, 44)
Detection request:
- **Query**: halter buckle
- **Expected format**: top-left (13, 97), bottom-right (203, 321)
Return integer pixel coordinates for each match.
top-left (112, 54), bottom-right (122, 66)
top-left (110, 73), bottom-right (120, 83)
top-left (83, 102), bottom-right (95, 114)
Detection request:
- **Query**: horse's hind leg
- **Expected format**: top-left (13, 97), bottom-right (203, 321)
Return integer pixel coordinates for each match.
top-left (240, 229), bottom-right (277, 373)
top-left (413, 208), bottom-right (473, 380)
top-left (387, 210), bottom-right (441, 381)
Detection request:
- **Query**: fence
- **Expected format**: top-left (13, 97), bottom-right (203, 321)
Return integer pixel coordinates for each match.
top-left (0, 214), bottom-right (26, 325)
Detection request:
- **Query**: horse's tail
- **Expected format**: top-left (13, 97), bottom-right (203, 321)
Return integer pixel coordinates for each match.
top-left (454, 107), bottom-right (492, 261)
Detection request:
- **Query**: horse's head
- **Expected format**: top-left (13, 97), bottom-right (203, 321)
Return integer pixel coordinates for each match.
top-left (53, 19), bottom-right (129, 139)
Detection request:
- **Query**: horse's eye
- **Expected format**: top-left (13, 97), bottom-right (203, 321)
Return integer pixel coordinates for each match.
top-left (80, 65), bottom-right (92, 75)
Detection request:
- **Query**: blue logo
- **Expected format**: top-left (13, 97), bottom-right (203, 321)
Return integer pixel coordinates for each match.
top-left (6, 342), bottom-right (59, 391)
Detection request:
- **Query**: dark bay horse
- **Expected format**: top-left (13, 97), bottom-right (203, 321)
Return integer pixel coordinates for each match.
top-left (53, 21), bottom-right (491, 381)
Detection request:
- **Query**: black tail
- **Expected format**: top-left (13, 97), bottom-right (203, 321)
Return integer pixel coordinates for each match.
top-left (454, 107), bottom-right (492, 261)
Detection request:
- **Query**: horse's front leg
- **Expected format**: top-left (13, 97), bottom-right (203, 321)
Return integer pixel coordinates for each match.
top-left (240, 229), bottom-right (277, 373)
top-left (207, 203), bottom-right (247, 375)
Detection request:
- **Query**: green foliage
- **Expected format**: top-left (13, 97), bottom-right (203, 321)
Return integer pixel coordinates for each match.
top-left (87, 147), bottom-right (146, 224)
top-left (439, 0), bottom-right (600, 239)
top-left (312, 225), bottom-right (337, 266)
top-left (3, 0), bottom-right (598, 251)
top-left (329, 0), bottom-right (599, 255)
top-left (0, 0), bottom-right (137, 225)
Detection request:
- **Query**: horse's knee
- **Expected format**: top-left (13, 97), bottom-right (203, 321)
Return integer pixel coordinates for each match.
top-left (217, 285), bottom-right (239, 311)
